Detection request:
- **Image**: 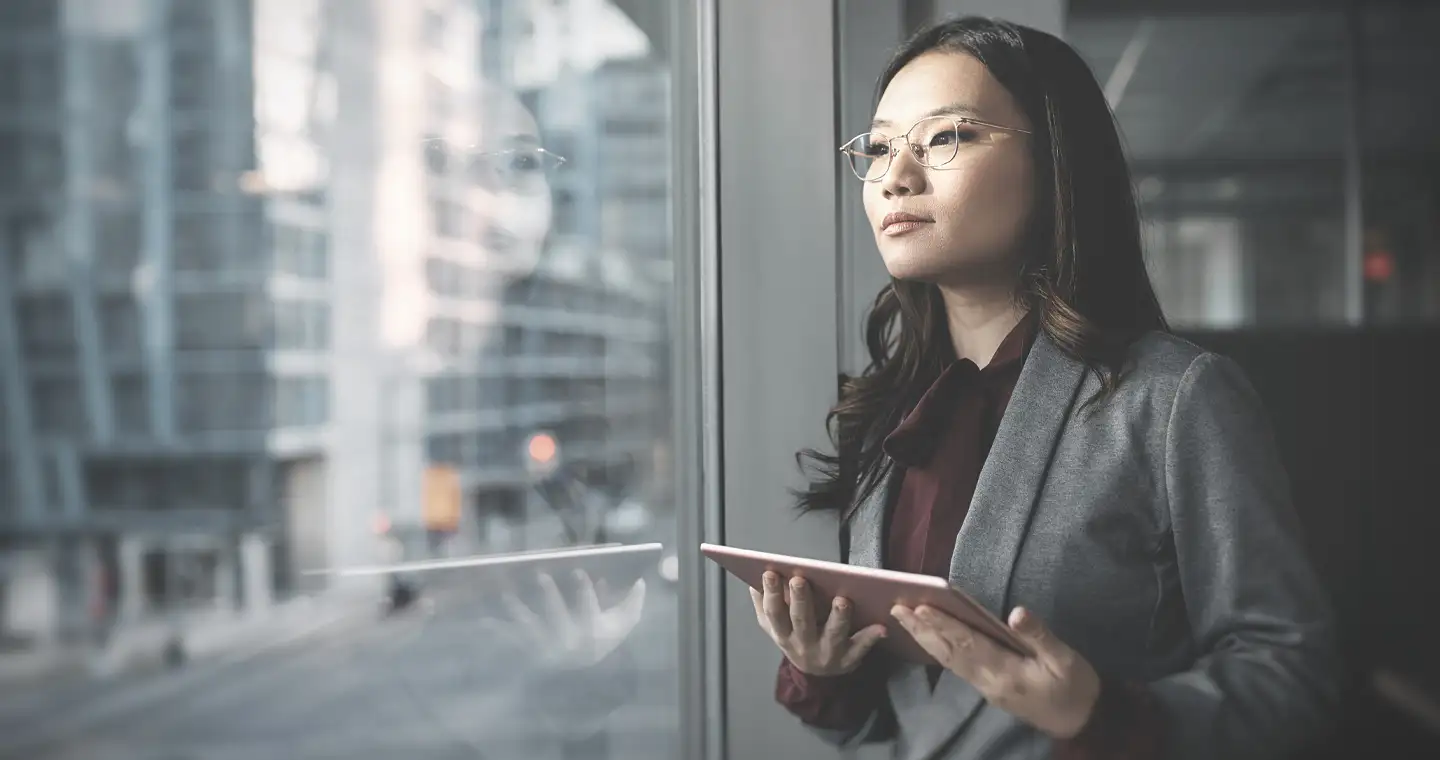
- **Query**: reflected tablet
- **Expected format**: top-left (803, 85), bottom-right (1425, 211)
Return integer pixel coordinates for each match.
top-left (701, 543), bottom-right (1032, 665)
top-left (315, 543), bottom-right (663, 601)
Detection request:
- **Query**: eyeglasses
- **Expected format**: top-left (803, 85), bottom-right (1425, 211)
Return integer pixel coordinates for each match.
top-left (423, 139), bottom-right (567, 193)
top-left (838, 115), bottom-right (1032, 182)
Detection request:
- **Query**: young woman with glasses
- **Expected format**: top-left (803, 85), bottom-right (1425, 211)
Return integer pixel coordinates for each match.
top-left (750, 16), bottom-right (1340, 760)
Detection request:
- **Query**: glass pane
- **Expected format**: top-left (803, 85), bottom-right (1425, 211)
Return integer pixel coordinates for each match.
top-left (1357, 4), bottom-right (1440, 324)
top-left (0, 2), bottom-right (686, 758)
top-left (1068, 10), bottom-right (1352, 328)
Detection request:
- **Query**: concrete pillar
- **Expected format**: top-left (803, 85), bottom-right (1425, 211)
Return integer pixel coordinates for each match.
top-left (2, 547), bottom-right (60, 643)
top-left (117, 535), bottom-right (146, 622)
top-left (214, 535), bottom-right (239, 610)
top-left (240, 533), bottom-right (273, 614)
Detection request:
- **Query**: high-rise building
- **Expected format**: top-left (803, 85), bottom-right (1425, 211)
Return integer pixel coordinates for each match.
top-left (0, 0), bottom-right (672, 645)
top-left (0, 0), bottom-right (345, 642)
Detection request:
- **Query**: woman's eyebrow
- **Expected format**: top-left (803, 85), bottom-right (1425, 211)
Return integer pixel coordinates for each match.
top-left (870, 103), bottom-right (983, 130)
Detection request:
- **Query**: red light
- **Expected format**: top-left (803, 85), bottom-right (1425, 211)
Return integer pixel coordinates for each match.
top-left (372, 513), bottom-right (392, 535)
top-left (1364, 249), bottom-right (1395, 283)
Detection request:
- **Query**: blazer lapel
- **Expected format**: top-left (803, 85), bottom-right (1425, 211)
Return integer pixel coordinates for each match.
top-left (907, 333), bottom-right (1087, 760)
top-left (948, 331), bottom-right (1087, 616)
top-left (845, 463), bottom-right (900, 569)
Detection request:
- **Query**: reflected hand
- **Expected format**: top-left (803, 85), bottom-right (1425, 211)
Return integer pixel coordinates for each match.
top-left (751, 571), bottom-right (887, 677)
top-left (891, 604), bottom-right (1100, 739)
top-left (492, 570), bottom-right (647, 670)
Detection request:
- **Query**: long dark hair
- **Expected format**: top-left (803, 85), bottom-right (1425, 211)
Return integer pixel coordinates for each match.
top-left (796, 17), bottom-right (1167, 521)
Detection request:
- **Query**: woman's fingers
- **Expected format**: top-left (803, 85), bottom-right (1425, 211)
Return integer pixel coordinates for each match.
top-left (787, 577), bottom-right (816, 640)
top-left (838, 624), bottom-right (889, 671)
top-left (749, 587), bottom-right (772, 635)
top-left (501, 590), bottom-right (546, 640)
top-left (573, 569), bottom-right (603, 624)
top-left (535, 572), bottom-right (575, 640)
top-left (820, 595), bottom-right (854, 649)
top-left (761, 571), bottom-right (793, 638)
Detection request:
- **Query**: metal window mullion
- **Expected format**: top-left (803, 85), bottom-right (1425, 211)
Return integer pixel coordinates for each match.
top-left (140, 0), bottom-right (177, 441)
top-left (60, 15), bottom-right (116, 443)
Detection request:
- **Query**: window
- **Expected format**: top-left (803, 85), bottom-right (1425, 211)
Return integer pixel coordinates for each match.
top-left (1, 1), bottom-right (691, 755)
top-left (273, 300), bottom-right (329, 350)
top-left (274, 376), bottom-right (328, 427)
top-left (112, 374), bottom-right (150, 436)
top-left (95, 209), bottom-right (143, 280)
top-left (176, 373), bottom-right (270, 433)
top-left (99, 296), bottom-right (143, 356)
top-left (175, 293), bottom-right (271, 350)
top-left (271, 223), bottom-right (329, 279)
top-left (172, 126), bottom-right (213, 192)
top-left (17, 295), bottom-right (75, 360)
top-left (31, 379), bottom-right (84, 436)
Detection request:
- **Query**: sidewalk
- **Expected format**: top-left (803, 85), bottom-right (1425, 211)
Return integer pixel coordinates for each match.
top-left (0, 590), bottom-right (377, 691)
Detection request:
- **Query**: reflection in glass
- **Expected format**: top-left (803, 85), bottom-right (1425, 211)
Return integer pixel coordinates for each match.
top-left (1069, 10), bottom-right (1352, 328)
top-left (0, 1), bottom-right (680, 758)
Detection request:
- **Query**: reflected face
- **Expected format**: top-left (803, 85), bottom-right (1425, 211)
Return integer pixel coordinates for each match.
top-left (473, 83), bottom-right (555, 275)
top-left (861, 53), bottom-right (1035, 286)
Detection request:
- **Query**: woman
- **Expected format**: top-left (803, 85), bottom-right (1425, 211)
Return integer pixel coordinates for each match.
top-left (419, 81), bottom-right (651, 754)
top-left (750, 17), bottom-right (1340, 760)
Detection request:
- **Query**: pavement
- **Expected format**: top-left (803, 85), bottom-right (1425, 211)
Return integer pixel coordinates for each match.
top-left (0, 570), bottom-right (682, 760)
top-left (0, 590), bottom-right (377, 692)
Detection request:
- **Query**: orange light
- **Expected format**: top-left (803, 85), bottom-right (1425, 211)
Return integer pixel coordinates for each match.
top-left (528, 433), bottom-right (558, 464)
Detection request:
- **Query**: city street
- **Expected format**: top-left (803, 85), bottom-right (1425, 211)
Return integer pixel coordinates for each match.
top-left (0, 572), bottom-right (681, 760)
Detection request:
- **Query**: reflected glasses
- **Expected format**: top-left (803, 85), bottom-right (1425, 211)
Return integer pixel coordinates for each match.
top-left (838, 115), bottom-right (1032, 182)
top-left (423, 139), bottom-right (567, 193)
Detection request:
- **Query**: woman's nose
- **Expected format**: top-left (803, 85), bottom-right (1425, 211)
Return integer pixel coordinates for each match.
top-left (881, 145), bottom-right (925, 197)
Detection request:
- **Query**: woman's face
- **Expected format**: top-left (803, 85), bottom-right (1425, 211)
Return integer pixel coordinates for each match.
top-left (862, 52), bottom-right (1035, 286)
top-left (473, 84), bottom-right (554, 276)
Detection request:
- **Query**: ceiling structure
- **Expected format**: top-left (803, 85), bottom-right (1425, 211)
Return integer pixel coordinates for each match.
top-left (1067, 1), bottom-right (1439, 213)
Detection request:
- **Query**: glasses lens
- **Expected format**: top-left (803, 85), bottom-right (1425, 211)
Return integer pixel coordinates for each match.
top-left (908, 117), bottom-right (962, 169)
top-left (845, 134), bottom-right (890, 181)
top-left (472, 149), bottom-right (560, 193)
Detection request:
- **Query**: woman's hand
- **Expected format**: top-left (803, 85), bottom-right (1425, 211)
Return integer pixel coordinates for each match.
top-left (891, 604), bottom-right (1101, 739)
top-left (751, 571), bottom-right (888, 677)
top-left (489, 569), bottom-right (647, 671)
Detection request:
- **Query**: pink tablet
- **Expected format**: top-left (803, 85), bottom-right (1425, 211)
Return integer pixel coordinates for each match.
top-left (701, 542), bottom-right (1033, 666)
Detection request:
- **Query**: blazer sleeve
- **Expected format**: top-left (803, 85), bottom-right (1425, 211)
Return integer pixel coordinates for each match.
top-left (1152, 352), bottom-right (1343, 760)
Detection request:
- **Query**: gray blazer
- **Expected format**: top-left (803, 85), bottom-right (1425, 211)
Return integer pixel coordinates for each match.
top-left (807, 331), bottom-right (1342, 760)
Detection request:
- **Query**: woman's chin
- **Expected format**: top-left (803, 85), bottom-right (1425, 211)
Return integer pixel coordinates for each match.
top-left (879, 254), bottom-right (953, 284)
top-left (881, 249), bottom-right (1017, 288)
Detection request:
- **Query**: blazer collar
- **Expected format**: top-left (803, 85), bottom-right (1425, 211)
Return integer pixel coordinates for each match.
top-left (847, 329), bottom-right (1087, 604)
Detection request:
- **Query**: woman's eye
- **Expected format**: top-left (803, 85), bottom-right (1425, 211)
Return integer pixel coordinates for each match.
top-left (510, 153), bottom-right (541, 172)
top-left (929, 129), bottom-right (976, 147)
top-left (862, 143), bottom-right (890, 158)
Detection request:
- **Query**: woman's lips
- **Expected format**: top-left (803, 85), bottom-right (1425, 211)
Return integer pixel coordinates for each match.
top-left (882, 219), bottom-right (930, 236)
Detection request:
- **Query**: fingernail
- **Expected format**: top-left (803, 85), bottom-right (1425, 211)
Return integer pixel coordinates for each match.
top-left (833, 597), bottom-right (848, 610)
top-left (763, 572), bottom-right (776, 588)
top-left (790, 578), bottom-right (804, 591)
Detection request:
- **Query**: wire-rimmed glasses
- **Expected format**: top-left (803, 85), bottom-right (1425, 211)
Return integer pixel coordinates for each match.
top-left (423, 138), bottom-right (567, 193)
top-left (838, 115), bottom-right (1032, 182)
